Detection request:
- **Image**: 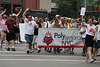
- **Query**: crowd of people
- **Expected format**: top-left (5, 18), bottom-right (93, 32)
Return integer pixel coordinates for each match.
top-left (0, 8), bottom-right (100, 63)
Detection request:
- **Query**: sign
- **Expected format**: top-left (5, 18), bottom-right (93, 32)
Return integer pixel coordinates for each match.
top-left (80, 7), bottom-right (86, 16)
top-left (38, 28), bottom-right (84, 48)
top-left (19, 24), bottom-right (84, 48)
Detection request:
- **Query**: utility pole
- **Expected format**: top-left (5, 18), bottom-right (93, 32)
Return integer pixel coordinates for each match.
top-left (0, 0), bottom-right (1, 11)
top-left (84, 0), bottom-right (86, 9)
top-left (11, 0), bottom-right (13, 14)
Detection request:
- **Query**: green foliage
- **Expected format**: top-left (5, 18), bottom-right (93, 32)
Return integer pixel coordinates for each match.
top-left (97, 0), bottom-right (100, 4)
top-left (56, 0), bottom-right (78, 18)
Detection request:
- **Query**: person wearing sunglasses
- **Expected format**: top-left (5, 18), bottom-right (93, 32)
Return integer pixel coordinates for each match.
top-left (0, 9), bottom-right (8, 49)
top-left (23, 8), bottom-right (38, 54)
top-left (5, 14), bottom-right (16, 51)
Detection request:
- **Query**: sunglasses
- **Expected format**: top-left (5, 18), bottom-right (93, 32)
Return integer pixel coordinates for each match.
top-left (28, 17), bottom-right (32, 19)
top-left (3, 17), bottom-right (7, 18)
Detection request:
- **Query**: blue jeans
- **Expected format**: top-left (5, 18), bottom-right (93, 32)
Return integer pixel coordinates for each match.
top-left (25, 34), bottom-right (33, 45)
top-left (53, 48), bottom-right (60, 52)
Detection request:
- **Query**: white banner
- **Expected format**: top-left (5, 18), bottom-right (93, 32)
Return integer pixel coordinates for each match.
top-left (19, 24), bottom-right (84, 48)
top-left (19, 23), bottom-right (26, 42)
top-left (38, 28), bottom-right (83, 48)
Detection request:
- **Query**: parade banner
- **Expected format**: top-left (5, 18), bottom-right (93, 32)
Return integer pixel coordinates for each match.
top-left (19, 23), bottom-right (26, 42)
top-left (19, 24), bottom-right (84, 48)
top-left (38, 28), bottom-right (84, 48)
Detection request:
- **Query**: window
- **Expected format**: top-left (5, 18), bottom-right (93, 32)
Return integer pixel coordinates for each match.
top-left (51, 0), bottom-right (56, 3)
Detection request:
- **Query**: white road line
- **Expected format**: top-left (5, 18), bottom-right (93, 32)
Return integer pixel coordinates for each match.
top-left (0, 53), bottom-right (84, 58)
top-left (0, 59), bottom-right (99, 63)
top-left (0, 54), bottom-right (92, 59)
top-left (0, 51), bottom-right (26, 53)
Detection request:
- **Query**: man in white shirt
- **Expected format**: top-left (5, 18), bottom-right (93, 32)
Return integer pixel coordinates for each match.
top-left (45, 17), bottom-right (54, 28)
top-left (23, 8), bottom-right (38, 54)
top-left (44, 18), bottom-right (48, 24)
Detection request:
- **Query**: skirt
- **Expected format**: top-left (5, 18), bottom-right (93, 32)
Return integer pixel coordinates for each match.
top-left (85, 34), bottom-right (94, 47)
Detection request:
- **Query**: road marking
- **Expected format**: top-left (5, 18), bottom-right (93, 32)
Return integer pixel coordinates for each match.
top-left (0, 51), bottom-right (26, 53)
top-left (0, 59), bottom-right (100, 63)
top-left (0, 52), bottom-right (99, 59)
top-left (0, 53), bottom-right (85, 58)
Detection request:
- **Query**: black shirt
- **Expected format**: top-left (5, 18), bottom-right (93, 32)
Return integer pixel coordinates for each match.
top-left (34, 22), bottom-right (42, 35)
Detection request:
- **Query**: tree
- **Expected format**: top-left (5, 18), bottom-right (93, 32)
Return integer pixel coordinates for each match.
top-left (56, 0), bottom-right (78, 18)
top-left (97, 0), bottom-right (100, 4)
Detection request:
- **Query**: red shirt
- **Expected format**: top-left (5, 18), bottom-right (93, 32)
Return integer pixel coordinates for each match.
top-left (5, 19), bottom-right (16, 33)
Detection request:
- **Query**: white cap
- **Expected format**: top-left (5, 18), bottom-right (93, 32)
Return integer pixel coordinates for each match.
top-left (68, 18), bottom-right (71, 20)
top-left (55, 14), bottom-right (60, 17)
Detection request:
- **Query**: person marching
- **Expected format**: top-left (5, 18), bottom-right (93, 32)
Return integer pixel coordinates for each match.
top-left (23, 8), bottom-right (38, 54)
top-left (80, 19), bottom-right (87, 56)
top-left (0, 9), bottom-right (7, 49)
top-left (5, 14), bottom-right (16, 51)
top-left (93, 20), bottom-right (100, 59)
top-left (82, 16), bottom-right (96, 63)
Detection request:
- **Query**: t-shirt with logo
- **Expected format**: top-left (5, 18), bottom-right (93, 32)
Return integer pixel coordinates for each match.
top-left (97, 25), bottom-right (100, 40)
top-left (86, 24), bottom-right (96, 36)
top-left (24, 17), bottom-right (34, 23)
top-left (25, 20), bottom-right (37, 35)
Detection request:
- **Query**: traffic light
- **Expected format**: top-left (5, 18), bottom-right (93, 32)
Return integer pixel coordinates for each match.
top-left (94, 5), bottom-right (99, 12)
top-left (95, 7), bottom-right (97, 10)
top-left (15, 7), bottom-right (21, 12)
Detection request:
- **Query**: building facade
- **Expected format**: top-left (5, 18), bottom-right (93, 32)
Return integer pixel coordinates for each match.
top-left (40, 0), bottom-right (51, 13)
top-left (0, 0), bottom-right (55, 13)
top-left (0, 0), bottom-right (40, 14)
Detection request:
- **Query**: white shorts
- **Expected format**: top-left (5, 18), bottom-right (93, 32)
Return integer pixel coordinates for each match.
top-left (32, 35), bottom-right (38, 44)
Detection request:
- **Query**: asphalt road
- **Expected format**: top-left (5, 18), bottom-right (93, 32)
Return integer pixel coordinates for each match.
top-left (0, 43), bottom-right (100, 67)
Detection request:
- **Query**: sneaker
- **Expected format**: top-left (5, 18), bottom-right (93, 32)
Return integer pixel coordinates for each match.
top-left (86, 59), bottom-right (89, 63)
top-left (71, 52), bottom-right (74, 54)
top-left (69, 52), bottom-right (74, 54)
top-left (27, 50), bottom-right (30, 54)
top-left (59, 49), bottom-right (62, 51)
top-left (90, 59), bottom-right (94, 63)
top-left (31, 49), bottom-right (34, 52)
top-left (86, 60), bottom-right (89, 63)
top-left (66, 50), bottom-right (69, 52)
top-left (92, 57), bottom-right (96, 61)
top-left (12, 48), bottom-right (16, 51)
top-left (30, 49), bottom-right (34, 53)
top-left (37, 50), bottom-right (41, 53)
top-left (57, 49), bottom-right (62, 53)
top-left (7, 47), bottom-right (10, 51)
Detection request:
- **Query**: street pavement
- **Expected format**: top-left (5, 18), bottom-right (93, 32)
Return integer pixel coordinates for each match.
top-left (0, 43), bottom-right (100, 67)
